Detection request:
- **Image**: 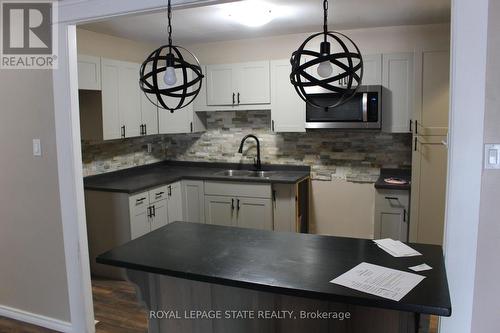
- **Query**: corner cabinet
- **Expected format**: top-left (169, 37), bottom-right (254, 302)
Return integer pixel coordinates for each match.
top-left (270, 59), bottom-right (306, 132)
top-left (78, 54), bottom-right (204, 141)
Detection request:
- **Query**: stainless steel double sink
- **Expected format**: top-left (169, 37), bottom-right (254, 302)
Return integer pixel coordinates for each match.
top-left (214, 169), bottom-right (278, 179)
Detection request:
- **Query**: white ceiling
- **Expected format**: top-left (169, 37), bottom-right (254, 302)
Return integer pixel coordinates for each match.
top-left (80, 0), bottom-right (450, 45)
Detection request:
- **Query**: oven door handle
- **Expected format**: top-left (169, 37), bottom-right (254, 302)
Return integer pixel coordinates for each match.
top-left (362, 93), bottom-right (368, 122)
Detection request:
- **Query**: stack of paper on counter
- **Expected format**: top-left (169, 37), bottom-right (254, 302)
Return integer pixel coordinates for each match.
top-left (373, 238), bottom-right (422, 257)
top-left (330, 262), bottom-right (425, 301)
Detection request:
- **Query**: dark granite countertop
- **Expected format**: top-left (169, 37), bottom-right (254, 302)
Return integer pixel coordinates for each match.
top-left (374, 168), bottom-right (412, 191)
top-left (97, 222), bottom-right (451, 316)
top-left (84, 160), bottom-right (310, 194)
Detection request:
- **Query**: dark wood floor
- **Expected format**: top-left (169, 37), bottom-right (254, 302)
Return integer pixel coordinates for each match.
top-left (0, 278), bottom-right (438, 333)
top-left (0, 278), bottom-right (148, 333)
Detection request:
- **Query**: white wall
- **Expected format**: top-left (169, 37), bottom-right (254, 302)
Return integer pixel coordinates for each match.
top-left (0, 70), bottom-right (71, 323)
top-left (440, 0), bottom-right (489, 331)
top-left (471, 0), bottom-right (500, 330)
top-left (187, 23), bottom-right (449, 238)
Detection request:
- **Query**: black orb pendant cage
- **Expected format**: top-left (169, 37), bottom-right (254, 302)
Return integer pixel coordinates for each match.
top-left (139, 0), bottom-right (204, 113)
top-left (290, 0), bottom-right (363, 109)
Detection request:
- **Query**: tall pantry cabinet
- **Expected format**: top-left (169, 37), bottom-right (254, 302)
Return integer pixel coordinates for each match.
top-left (409, 50), bottom-right (450, 245)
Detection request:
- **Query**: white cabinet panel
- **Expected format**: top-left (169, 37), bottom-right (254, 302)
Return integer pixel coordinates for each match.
top-left (235, 61), bottom-right (270, 105)
top-left (129, 191), bottom-right (151, 239)
top-left (151, 199), bottom-right (168, 231)
top-left (101, 59), bottom-right (121, 140)
top-left (382, 53), bottom-right (414, 133)
top-left (140, 92), bottom-right (158, 136)
top-left (204, 195), bottom-right (235, 227)
top-left (236, 197), bottom-right (273, 230)
top-left (182, 180), bottom-right (205, 223)
top-left (78, 55), bottom-right (101, 90)
top-left (374, 190), bottom-right (409, 242)
top-left (119, 61), bottom-right (142, 138)
top-left (167, 182), bottom-right (184, 223)
top-left (206, 65), bottom-right (234, 106)
top-left (362, 54), bottom-right (382, 85)
top-left (270, 59), bottom-right (305, 133)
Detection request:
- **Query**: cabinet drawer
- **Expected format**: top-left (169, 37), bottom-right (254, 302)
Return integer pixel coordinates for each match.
top-left (149, 185), bottom-right (168, 203)
top-left (204, 181), bottom-right (271, 199)
top-left (129, 191), bottom-right (150, 215)
top-left (375, 189), bottom-right (409, 212)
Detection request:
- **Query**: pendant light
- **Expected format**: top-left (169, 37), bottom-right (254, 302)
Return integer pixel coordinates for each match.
top-left (139, 0), bottom-right (204, 113)
top-left (290, 0), bottom-right (363, 109)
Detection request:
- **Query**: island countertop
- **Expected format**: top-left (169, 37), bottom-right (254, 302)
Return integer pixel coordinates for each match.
top-left (96, 222), bottom-right (451, 317)
top-left (84, 160), bottom-right (310, 194)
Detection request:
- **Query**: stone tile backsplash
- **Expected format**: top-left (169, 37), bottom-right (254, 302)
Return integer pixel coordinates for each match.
top-left (82, 110), bottom-right (412, 182)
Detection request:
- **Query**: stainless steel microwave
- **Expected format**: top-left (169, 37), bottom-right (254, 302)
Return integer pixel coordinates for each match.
top-left (305, 85), bottom-right (382, 129)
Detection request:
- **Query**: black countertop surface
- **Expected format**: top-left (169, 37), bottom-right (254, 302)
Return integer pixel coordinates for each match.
top-left (97, 222), bottom-right (451, 316)
top-left (84, 161), bottom-right (310, 194)
top-left (374, 168), bottom-right (412, 190)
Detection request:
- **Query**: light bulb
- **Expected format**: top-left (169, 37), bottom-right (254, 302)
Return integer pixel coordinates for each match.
top-left (317, 61), bottom-right (333, 78)
top-left (164, 66), bottom-right (177, 86)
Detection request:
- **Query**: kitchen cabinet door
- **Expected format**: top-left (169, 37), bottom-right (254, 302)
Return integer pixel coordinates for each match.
top-left (204, 195), bottom-right (235, 227)
top-left (129, 191), bottom-right (151, 239)
top-left (167, 182), bottom-right (184, 223)
top-left (78, 55), bottom-right (101, 90)
top-left (140, 90), bottom-right (158, 136)
top-left (374, 190), bottom-right (409, 241)
top-left (158, 68), bottom-right (194, 134)
top-left (382, 53), bottom-right (414, 133)
top-left (151, 199), bottom-right (168, 231)
top-left (270, 59), bottom-right (305, 133)
top-left (362, 54), bottom-right (382, 85)
top-left (182, 180), bottom-right (205, 223)
top-left (236, 197), bottom-right (273, 230)
top-left (100, 58), bottom-right (121, 140)
top-left (118, 61), bottom-right (142, 138)
top-left (206, 64), bottom-right (235, 106)
top-left (234, 61), bottom-right (270, 105)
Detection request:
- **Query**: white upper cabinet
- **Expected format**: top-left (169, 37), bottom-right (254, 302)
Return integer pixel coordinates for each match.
top-left (362, 54), bottom-right (382, 86)
top-left (205, 61), bottom-right (270, 107)
top-left (118, 61), bottom-right (142, 138)
top-left (78, 55), bottom-right (101, 90)
top-left (235, 61), bottom-right (270, 105)
top-left (382, 52), bottom-right (414, 133)
top-left (140, 93), bottom-right (158, 136)
top-left (100, 58), bottom-right (122, 140)
top-left (270, 59), bottom-right (305, 133)
top-left (158, 68), bottom-right (195, 134)
top-left (206, 64), bottom-right (234, 106)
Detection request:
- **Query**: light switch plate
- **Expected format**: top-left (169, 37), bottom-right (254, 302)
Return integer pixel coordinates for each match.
top-left (32, 139), bottom-right (42, 157)
top-left (484, 144), bottom-right (500, 169)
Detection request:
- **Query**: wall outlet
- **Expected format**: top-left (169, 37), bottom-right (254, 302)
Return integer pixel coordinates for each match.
top-left (484, 144), bottom-right (500, 169)
top-left (147, 143), bottom-right (152, 153)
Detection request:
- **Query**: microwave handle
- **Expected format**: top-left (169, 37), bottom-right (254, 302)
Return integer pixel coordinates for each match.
top-left (362, 93), bottom-right (368, 122)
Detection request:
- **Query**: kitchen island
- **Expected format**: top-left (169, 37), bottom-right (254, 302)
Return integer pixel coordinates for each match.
top-left (97, 222), bottom-right (451, 333)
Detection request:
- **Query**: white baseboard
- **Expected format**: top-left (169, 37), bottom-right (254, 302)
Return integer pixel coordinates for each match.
top-left (0, 304), bottom-right (72, 332)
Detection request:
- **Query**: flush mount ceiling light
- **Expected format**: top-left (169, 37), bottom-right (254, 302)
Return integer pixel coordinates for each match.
top-left (223, 1), bottom-right (277, 27)
top-left (139, 0), bottom-right (204, 112)
top-left (290, 0), bottom-right (363, 108)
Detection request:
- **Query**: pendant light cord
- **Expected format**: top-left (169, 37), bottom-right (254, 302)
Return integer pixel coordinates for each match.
top-left (323, 0), bottom-right (328, 42)
top-left (167, 0), bottom-right (173, 48)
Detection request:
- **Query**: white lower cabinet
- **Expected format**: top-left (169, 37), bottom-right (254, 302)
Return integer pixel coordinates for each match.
top-left (204, 195), bottom-right (235, 227)
top-left (204, 181), bottom-right (273, 230)
top-left (182, 180), bottom-right (205, 223)
top-left (129, 182), bottom-right (183, 239)
top-left (374, 189), bottom-right (410, 241)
